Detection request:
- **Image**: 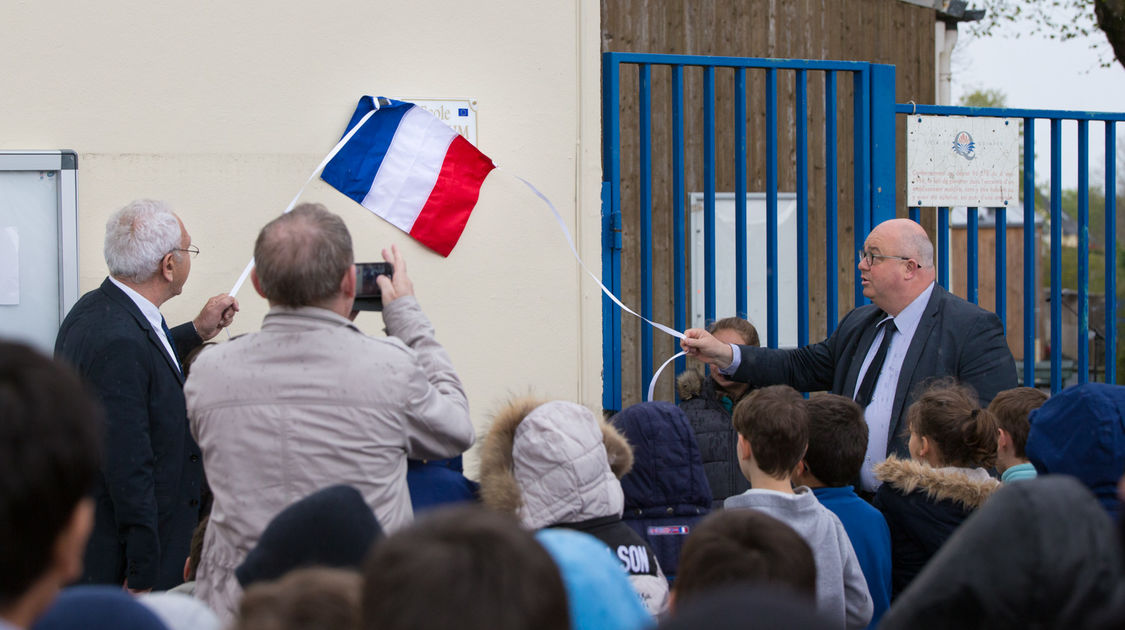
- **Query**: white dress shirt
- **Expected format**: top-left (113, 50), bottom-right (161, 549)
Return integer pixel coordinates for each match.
top-left (855, 282), bottom-right (935, 490)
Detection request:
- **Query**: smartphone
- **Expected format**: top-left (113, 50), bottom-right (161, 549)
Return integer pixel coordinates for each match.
top-left (354, 262), bottom-right (393, 311)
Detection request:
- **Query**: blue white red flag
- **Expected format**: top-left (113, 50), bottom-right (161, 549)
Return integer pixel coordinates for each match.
top-left (321, 96), bottom-right (495, 257)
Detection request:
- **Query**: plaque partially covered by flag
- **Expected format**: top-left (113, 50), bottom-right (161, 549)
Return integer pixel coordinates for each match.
top-left (321, 96), bottom-right (495, 257)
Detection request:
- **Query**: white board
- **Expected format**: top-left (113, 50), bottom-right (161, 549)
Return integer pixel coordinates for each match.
top-left (0, 152), bottom-right (79, 354)
top-left (689, 192), bottom-right (798, 347)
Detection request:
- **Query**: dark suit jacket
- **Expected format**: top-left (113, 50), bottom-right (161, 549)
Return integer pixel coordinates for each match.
top-left (55, 278), bottom-right (204, 590)
top-left (733, 284), bottom-right (1017, 457)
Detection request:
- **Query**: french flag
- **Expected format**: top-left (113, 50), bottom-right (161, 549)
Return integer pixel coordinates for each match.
top-left (321, 96), bottom-right (495, 257)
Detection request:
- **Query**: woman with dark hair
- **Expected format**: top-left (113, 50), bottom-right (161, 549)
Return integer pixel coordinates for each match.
top-left (677, 317), bottom-right (760, 507)
top-left (873, 381), bottom-right (1000, 598)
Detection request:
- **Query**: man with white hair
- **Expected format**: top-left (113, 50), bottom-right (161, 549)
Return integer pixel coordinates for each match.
top-left (682, 218), bottom-right (1017, 493)
top-left (54, 199), bottom-right (238, 592)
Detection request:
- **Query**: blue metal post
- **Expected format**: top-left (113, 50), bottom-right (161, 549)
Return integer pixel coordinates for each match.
top-left (735, 68), bottom-right (748, 320)
top-left (1108, 122), bottom-right (1118, 383)
top-left (825, 71), bottom-right (839, 333)
top-left (909, 207), bottom-right (920, 223)
top-left (967, 207), bottom-right (978, 304)
top-left (672, 66), bottom-right (686, 380)
top-left (796, 69), bottom-right (809, 347)
top-left (938, 207), bottom-right (950, 290)
top-left (766, 68), bottom-right (779, 348)
top-left (600, 53), bottom-right (622, 410)
top-left (853, 70), bottom-right (871, 306)
top-left (638, 64), bottom-right (653, 391)
top-left (704, 67), bottom-right (717, 326)
top-left (1023, 118), bottom-right (1037, 387)
top-left (996, 208), bottom-right (1007, 333)
top-left (1051, 119), bottom-right (1063, 393)
top-left (869, 64), bottom-right (897, 225)
top-left (1078, 119), bottom-right (1090, 383)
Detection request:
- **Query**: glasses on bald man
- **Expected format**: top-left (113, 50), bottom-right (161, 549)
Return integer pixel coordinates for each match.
top-left (857, 249), bottom-right (911, 266)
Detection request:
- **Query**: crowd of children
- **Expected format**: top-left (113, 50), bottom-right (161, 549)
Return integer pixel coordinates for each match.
top-left (5, 319), bottom-right (1125, 630)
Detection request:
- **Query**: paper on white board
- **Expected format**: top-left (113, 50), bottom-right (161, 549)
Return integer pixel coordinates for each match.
top-left (0, 227), bottom-right (18, 305)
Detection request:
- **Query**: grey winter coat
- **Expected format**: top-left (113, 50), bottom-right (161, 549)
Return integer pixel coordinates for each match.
top-left (185, 298), bottom-right (473, 623)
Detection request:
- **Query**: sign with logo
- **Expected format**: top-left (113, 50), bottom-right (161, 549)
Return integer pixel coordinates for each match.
top-left (907, 115), bottom-right (1020, 207)
top-left (405, 98), bottom-right (480, 146)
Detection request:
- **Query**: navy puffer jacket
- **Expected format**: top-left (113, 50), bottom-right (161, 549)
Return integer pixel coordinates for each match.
top-left (612, 401), bottom-right (711, 583)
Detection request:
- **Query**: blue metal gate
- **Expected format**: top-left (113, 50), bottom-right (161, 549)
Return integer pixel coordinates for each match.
top-left (602, 51), bottom-right (1125, 410)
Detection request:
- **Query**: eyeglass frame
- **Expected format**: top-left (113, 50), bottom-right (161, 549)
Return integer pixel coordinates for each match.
top-left (170, 245), bottom-right (200, 259)
top-left (857, 249), bottom-right (911, 266)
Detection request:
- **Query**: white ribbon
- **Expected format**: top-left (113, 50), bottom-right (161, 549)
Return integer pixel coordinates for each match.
top-left (647, 351), bottom-right (687, 402)
top-left (506, 171), bottom-right (687, 402)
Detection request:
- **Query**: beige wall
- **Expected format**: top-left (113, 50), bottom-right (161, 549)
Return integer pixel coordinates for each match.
top-left (1, 1), bottom-right (603, 476)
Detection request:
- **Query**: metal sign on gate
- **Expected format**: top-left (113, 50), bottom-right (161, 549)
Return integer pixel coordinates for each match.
top-left (906, 115), bottom-right (1020, 207)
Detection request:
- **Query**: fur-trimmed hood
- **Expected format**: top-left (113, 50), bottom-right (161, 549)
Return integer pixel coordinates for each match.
top-left (874, 456), bottom-right (999, 510)
top-left (479, 398), bottom-right (634, 530)
top-left (676, 370), bottom-right (706, 401)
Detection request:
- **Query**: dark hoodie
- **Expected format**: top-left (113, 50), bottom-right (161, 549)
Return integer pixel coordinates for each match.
top-left (611, 401), bottom-right (712, 582)
top-left (1026, 382), bottom-right (1125, 519)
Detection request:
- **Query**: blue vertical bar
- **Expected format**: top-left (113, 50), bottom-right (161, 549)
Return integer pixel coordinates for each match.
top-left (600, 53), bottom-right (621, 410)
top-left (967, 207), bottom-right (978, 304)
top-left (735, 68), bottom-right (748, 320)
top-left (638, 64), bottom-right (653, 393)
top-left (825, 72), bottom-right (839, 333)
top-left (869, 64), bottom-right (897, 225)
top-left (938, 207), bottom-right (950, 290)
top-left (853, 70), bottom-right (872, 306)
top-left (672, 66), bottom-right (686, 380)
top-left (796, 69), bottom-right (809, 347)
top-left (766, 68), bottom-right (779, 348)
top-left (1023, 118), bottom-right (1037, 387)
top-left (1078, 119), bottom-right (1090, 383)
top-left (909, 207), bottom-right (920, 223)
top-left (995, 208), bottom-right (1007, 333)
top-left (704, 67), bottom-right (717, 326)
top-left (1107, 122), bottom-right (1118, 383)
top-left (1051, 119), bottom-right (1063, 393)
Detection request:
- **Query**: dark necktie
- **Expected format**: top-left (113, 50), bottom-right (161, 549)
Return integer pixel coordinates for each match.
top-left (160, 317), bottom-right (183, 373)
top-left (854, 319), bottom-right (896, 408)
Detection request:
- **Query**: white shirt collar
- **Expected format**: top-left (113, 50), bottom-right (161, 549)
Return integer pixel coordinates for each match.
top-left (109, 275), bottom-right (164, 329)
top-left (108, 276), bottom-right (181, 372)
top-left (885, 282), bottom-right (934, 339)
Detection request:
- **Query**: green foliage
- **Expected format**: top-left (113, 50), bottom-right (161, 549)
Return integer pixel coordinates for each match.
top-left (958, 88), bottom-right (1008, 108)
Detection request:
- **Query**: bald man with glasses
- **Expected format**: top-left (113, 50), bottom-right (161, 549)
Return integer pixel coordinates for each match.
top-left (682, 218), bottom-right (1016, 492)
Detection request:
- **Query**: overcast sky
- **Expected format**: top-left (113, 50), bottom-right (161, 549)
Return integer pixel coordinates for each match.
top-left (951, 19), bottom-right (1125, 189)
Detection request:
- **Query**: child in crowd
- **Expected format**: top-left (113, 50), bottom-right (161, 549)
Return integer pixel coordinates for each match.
top-left (724, 385), bottom-right (872, 630)
top-left (235, 568), bottom-right (361, 630)
top-left (364, 506), bottom-right (571, 630)
top-left (1026, 382), bottom-right (1125, 518)
top-left (672, 509), bottom-right (816, 610)
top-left (873, 381), bottom-right (1000, 597)
top-left (793, 394), bottom-right (892, 629)
top-left (677, 317), bottom-right (760, 507)
top-left (480, 398), bottom-right (669, 616)
top-left (988, 387), bottom-right (1048, 482)
top-left (611, 401), bottom-right (712, 584)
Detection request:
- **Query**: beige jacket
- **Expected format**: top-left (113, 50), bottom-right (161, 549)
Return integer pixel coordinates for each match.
top-left (185, 297), bottom-right (472, 623)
